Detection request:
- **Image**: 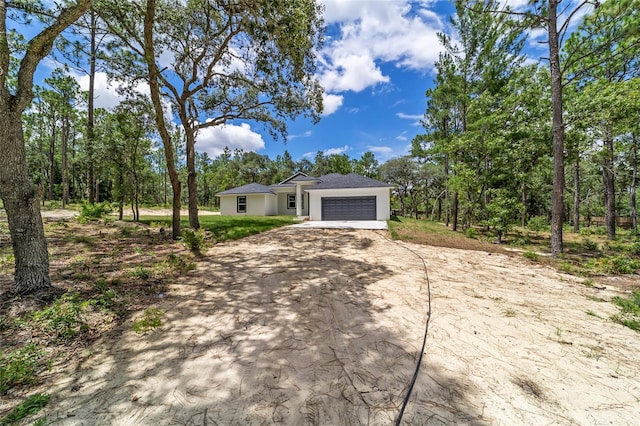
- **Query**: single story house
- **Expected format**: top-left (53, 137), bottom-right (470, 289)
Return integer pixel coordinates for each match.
top-left (216, 172), bottom-right (393, 221)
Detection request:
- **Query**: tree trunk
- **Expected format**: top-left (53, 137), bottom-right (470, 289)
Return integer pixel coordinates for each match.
top-left (144, 0), bottom-right (181, 239)
top-left (573, 154), bottom-right (580, 233)
top-left (452, 191), bottom-right (459, 231)
top-left (549, 0), bottom-right (565, 257)
top-left (521, 184), bottom-right (527, 228)
top-left (0, 110), bottom-right (52, 294)
top-left (61, 117), bottom-right (70, 207)
top-left (87, 10), bottom-right (97, 204)
top-left (48, 124), bottom-right (56, 200)
top-left (184, 124), bottom-right (200, 229)
top-left (631, 134), bottom-right (638, 232)
top-left (603, 133), bottom-right (616, 240)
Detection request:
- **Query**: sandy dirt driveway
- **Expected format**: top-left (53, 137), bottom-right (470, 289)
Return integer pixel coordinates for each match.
top-left (42, 227), bottom-right (640, 425)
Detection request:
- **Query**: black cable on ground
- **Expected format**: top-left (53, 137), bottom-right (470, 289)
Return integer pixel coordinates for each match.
top-left (381, 234), bottom-right (432, 426)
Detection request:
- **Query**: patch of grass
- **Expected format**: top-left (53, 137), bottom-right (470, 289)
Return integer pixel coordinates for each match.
top-left (523, 250), bottom-right (539, 261)
top-left (128, 266), bottom-right (152, 280)
top-left (133, 308), bottom-right (164, 334)
top-left (586, 310), bottom-right (601, 318)
top-left (164, 253), bottom-right (196, 273)
top-left (611, 291), bottom-right (640, 332)
top-left (504, 308), bottom-right (516, 317)
top-left (582, 278), bottom-right (595, 288)
top-left (0, 344), bottom-right (45, 394)
top-left (139, 215), bottom-right (296, 242)
top-left (0, 393), bottom-right (50, 425)
top-left (387, 217), bottom-right (507, 254)
top-left (31, 291), bottom-right (87, 340)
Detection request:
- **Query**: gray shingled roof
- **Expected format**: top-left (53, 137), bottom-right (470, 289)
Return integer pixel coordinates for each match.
top-left (306, 173), bottom-right (393, 190)
top-left (216, 182), bottom-right (275, 196)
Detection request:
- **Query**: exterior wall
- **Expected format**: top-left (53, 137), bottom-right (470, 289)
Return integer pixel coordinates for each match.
top-left (307, 187), bottom-right (391, 221)
top-left (276, 191), bottom-right (308, 216)
top-left (218, 194), bottom-right (274, 216)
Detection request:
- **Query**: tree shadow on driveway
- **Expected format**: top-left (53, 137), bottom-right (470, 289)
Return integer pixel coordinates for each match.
top-left (44, 228), bottom-right (487, 425)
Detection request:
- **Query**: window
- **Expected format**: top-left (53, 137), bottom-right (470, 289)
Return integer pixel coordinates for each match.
top-left (287, 194), bottom-right (296, 209)
top-left (237, 196), bottom-right (247, 213)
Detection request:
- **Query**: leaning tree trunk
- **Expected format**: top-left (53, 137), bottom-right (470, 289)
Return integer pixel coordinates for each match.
top-left (144, 0), bottom-right (181, 239)
top-left (0, 110), bottom-right (52, 294)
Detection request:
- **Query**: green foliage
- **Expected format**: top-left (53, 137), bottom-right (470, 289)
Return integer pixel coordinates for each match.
top-left (0, 344), bottom-right (44, 394)
top-left (79, 202), bottom-right (112, 220)
top-left (133, 308), bottom-right (164, 334)
top-left (0, 393), bottom-right (50, 425)
top-left (464, 227), bottom-right (478, 239)
top-left (31, 292), bottom-right (87, 340)
top-left (181, 229), bottom-right (205, 252)
top-left (582, 237), bottom-right (598, 251)
top-left (165, 253), bottom-right (196, 273)
top-left (527, 216), bottom-right (549, 233)
top-left (523, 251), bottom-right (539, 261)
top-left (611, 291), bottom-right (640, 332)
top-left (588, 255), bottom-right (640, 275)
top-left (128, 267), bottom-right (152, 280)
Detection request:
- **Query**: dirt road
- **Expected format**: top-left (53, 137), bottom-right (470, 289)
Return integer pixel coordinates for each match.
top-left (42, 227), bottom-right (640, 424)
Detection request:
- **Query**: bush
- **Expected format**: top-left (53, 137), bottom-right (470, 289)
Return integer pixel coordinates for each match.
top-left (182, 229), bottom-right (205, 252)
top-left (79, 202), bottom-right (111, 220)
top-left (527, 216), bottom-right (549, 233)
top-left (522, 250), bottom-right (539, 261)
top-left (590, 255), bottom-right (640, 275)
top-left (582, 237), bottom-right (598, 251)
top-left (0, 344), bottom-right (44, 394)
top-left (464, 227), bottom-right (477, 239)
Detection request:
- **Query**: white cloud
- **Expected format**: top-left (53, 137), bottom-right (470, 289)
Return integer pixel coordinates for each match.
top-left (196, 123), bottom-right (265, 157)
top-left (322, 93), bottom-right (344, 115)
top-left (324, 145), bottom-right (350, 155)
top-left (289, 130), bottom-right (313, 140)
top-left (397, 112), bottom-right (422, 120)
top-left (367, 145), bottom-right (393, 154)
top-left (318, 1), bottom-right (445, 94)
top-left (395, 131), bottom-right (409, 142)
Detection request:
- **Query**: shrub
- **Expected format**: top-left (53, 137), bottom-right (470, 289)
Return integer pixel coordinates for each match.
top-left (79, 202), bottom-right (112, 220)
top-left (590, 255), bottom-right (640, 275)
top-left (0, 344), bottom-right (44, 394)
top-left (582, 237), bottom-right (598, 251)
top-left (523, 250), bottom-right (539, 261)
top-left (464, 227), bottom-right (477, 239)
top-left (527, 216), bottom-right (549, 233)
top-left (182, 229), bottom-right (205, 252)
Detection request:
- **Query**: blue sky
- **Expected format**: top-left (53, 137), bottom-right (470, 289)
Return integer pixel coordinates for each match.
top-left (29, 0), bottom-right (591, 164)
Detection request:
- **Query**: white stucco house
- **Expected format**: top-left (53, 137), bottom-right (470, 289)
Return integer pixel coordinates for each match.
top-left (216, 172), bottom-right (393, 221)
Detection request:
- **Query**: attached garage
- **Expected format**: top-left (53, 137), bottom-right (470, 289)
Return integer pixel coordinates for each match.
top-left (321, 196), bottom-right (377, 220)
